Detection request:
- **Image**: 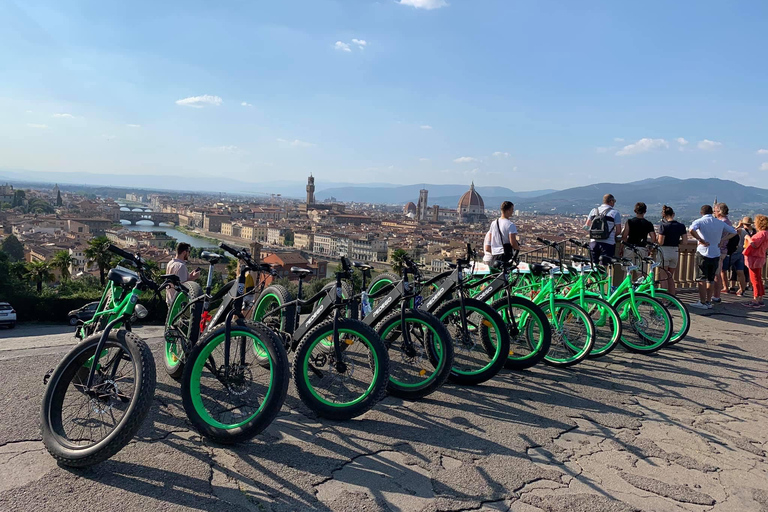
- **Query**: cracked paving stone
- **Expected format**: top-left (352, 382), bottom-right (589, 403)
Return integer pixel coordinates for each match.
top-left (618, 472), bottom-right (715, 505)
top-left (519, 493), bottom-right (641, 512)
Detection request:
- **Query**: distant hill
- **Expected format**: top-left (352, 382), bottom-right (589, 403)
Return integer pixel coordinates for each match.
top-left (515, 177), bottom-right (768, 221)
top-left (315, 184), bottom-right (555, 204)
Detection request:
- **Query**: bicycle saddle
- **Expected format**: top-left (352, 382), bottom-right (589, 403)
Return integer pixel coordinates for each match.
top-left (353, 262), bottom-right (373, 271)
top-left (529, 263), bottom-right (546, 277)
top-left (571, 255), bottom-right (590, 264)
top-left (291, 267), bottom-right (312, 276)
top-left (201, 251), bottom-right (222, 263)
top-left (108, 267), bottom-right (139, 288)
top-left (161, 274), bottom-right (181, 285)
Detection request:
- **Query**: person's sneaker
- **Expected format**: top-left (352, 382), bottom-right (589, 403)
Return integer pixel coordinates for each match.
top-left (707, 302), bottom-right (714, 309)
top-left (712, 297), bottom-right (722, 303)
top-left (689, 301), bottom-right (708, 309)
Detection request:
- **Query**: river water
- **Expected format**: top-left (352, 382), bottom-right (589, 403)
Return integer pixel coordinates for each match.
top-left (119, 221), bottom-right (214, 248)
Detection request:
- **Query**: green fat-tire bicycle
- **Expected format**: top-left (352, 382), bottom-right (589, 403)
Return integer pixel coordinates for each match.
top-left (181, 320), bottom-right (289, 444)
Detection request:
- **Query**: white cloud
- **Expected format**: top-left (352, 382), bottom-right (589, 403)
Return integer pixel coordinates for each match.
top-left (676, 137), bottom-right (688, 145)
top-left (26, 123), bottom-right (48, 129)
top-left (352, 39), bottom-right (367, 50)
top-left (175, 95), bottom-right (223, 108)
top-left (126, 124), bottom-right (141, 128)
top-left (52, 113), bottom-right (75, 119)
top-left (615, 138), bottom-right (669, 156)
top-left (399, 0), bottom-right (448, 9)
top-left (200, 145), bottom-right (241, 153)
top-left (454, 156), bottom-right (478, 163)
top-left (697, 139), bottom-right (722, 151)
top-left (492, 151), bottom-right (510, 157)
top-left (761, 162), bottom-right (768, 172)
top-left (420, 125), bottom-right (432, 130)
top-left (419, 158), bottom-right (430, 162)
top-left (241, 101), bottom-right (253, 107)
top-left (277, 138), bottom-right (316, 148)
top-left (334, 41), bottom-right (351, 52)
top-left (757, 149), bottom-right (768, 155)
top-left (613, 138), bottom-right (624, 142)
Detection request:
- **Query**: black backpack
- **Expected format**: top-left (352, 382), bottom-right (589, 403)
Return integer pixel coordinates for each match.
top-left (726, 230), bottom-right (740, 255)
top-left (589, 208), bottom-right (614, 240)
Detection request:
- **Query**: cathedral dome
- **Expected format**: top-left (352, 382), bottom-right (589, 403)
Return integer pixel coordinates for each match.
top-left (457, 182), bottom-right (484, 213)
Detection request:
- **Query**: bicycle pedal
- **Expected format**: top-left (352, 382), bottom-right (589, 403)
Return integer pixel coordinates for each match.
top-left (344, 338), bottom-right (354, 345)
top-left (419, 369), bottom-right (427, 376)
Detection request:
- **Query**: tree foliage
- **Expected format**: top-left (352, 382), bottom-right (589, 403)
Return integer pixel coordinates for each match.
top-left (26, 260), bottom-right (54, 293)
top-left (390, 248), bottom-right (409, 275)
top-left (51, 250), bottom-right (74, 282)
top-left (1, 234), bottom-right (25, 262)
top-left (85, 236), bottom-right (113, 285)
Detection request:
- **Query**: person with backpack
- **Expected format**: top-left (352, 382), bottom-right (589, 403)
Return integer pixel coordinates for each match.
top-left (584, 194), bottom-right (622, 265)
top-left (488, 201), bottom-right (519, 265)
top-left (657, 205), bottom-right (687, 296)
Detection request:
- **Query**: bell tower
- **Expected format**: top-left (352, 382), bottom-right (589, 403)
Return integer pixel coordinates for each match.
top-left (306, 174), bottom-right (315, 205)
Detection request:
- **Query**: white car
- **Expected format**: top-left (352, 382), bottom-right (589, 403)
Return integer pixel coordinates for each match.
top-left (0, 302), bottom-right (16, 329)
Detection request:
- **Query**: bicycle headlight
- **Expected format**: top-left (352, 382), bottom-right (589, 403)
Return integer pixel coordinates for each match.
top-left (134, 304), bottom-right (149, 319)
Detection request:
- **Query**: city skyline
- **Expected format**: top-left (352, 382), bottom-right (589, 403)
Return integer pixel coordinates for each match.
top-left (2, 1), bottom-right (767, 190)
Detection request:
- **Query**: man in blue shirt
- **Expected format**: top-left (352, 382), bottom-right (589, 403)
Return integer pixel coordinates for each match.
top-left (688, 205), bottom-right (737, 309)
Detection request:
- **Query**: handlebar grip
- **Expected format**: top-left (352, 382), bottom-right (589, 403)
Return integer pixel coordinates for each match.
top-left (108, 244), bottom-right (136, 262)
top-left (341, 257), bottom-right (351, 272)
top-left (219, 243), bottom-right (242, 257)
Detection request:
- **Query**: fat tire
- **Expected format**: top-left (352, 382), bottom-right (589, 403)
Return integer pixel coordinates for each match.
top-left (292, 318), bottom-right (389, 420)
top-left (164, 282), bottom-right (203, 379)
top-left (489, 296), bottom-right (552, 370)
top-left (40, 330), bottom-right (156, 467)
top-left (181, 320), bottom-right (289, 444)
top-left (376, 309), bottom-right (454, 399)
top-left (542, 300), bottom-right (595, 368)
top-left (435, 298), bottom-right (510, 385)
top-left (254, 285), bottom-right (296, 333)
top-left (614, 294), bottom-right (672, 354)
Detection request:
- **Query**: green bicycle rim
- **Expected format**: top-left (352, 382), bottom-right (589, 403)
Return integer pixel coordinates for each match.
top-left (440, 304), bottom-right (503, 375)
top-left (380, 317), bottom-right (445, 388)
top-left (497, 302), bottom-right (546, 362)
top-left (656, 292), bottom-right (688, 343)
top-left (189, 330), bottom-right (275, 429)
top-left (618, 297), bottom-right (671, 349)
top-left (302, 328), bottom-right (380, 407)
top-left (542, 303), bottom-right (593, 363)
top-left (165, 293), bottom-right (187, 369)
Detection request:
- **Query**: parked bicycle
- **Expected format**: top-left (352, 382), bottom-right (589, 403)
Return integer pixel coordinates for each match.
top-left (253, 257), bottom-right (390, 420)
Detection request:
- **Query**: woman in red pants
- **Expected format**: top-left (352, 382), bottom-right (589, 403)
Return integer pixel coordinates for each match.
top-left (744, 214), bottom-right (768, 307)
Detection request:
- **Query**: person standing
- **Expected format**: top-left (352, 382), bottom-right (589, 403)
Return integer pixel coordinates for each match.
top-left (488, 201), bottom-right (519, 265)
top-left (723, 217), bottom-right (750, 296)
top-left (620, 202), bottom-right (657, 257)
top-left (688, 205), bottom-right (736, 309)
top-left (657, 205), bottom-right (687, 296)
top-left (165, 242), bottom-right (201, 306)
top-left (712, 203), bottom-right (733, 303)
top-left (743, 214), bottom-right (768, 308)
top-left (585, 194), bottom-right (621, 265)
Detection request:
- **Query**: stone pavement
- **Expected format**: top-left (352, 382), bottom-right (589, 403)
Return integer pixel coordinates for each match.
top-left (0, 293), bottom-right (766, 512)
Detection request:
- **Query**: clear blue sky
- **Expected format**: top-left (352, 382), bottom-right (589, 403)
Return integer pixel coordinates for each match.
top-left (1, 0), bottom-right (767, 191)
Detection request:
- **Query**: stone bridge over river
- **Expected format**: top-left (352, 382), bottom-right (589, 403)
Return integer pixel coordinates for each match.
top-left (119, 210), bottom-right (179, 225)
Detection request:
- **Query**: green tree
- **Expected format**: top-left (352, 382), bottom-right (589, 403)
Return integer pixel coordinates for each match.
top-left (390, 248), bottom-right (409, 275)
top-left (1, 235), bottom-right (26, 262)
top-left (26, 260), bottom-right (54, 293)
top-left (12, 190), bottom-right (26, 208)
top-left (51, 250), bottom-right (74, 282)
top-left (85, 236), bottom-right (113, 285)
top-left (226, 258), bottom-right (238, 280)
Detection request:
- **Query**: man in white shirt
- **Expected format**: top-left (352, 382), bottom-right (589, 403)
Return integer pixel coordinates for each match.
top-left (688, 205), bottom-right (736, 309)
top-left (488, 201), bottom-right (519, 265)
top-left (165, 243), bottom-right (201, 306)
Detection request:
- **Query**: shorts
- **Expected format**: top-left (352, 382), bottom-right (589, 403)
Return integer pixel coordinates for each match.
top-left (717, 253), bottom-right (726, 275)
top-left (723, 252), bottom-right (745, 272)
top-left (630, 246), bottom-right (649, 266)
top-left (696, 253), bottom-right (720, 283)
top-left (659, 246), bottom-right (679, 269)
